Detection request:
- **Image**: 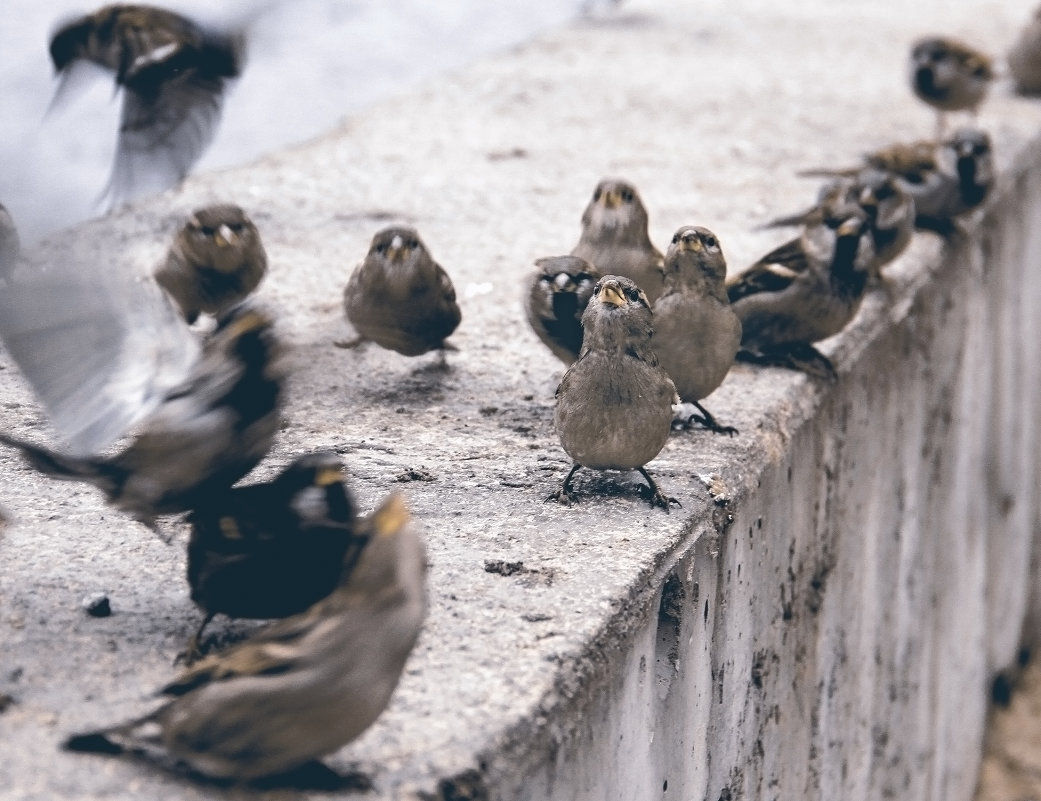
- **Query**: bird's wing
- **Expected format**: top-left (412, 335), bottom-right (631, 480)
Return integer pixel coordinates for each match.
top-left (726, 240), bottom-right (808, 303)
top-left (0, 246), bottom-right (199, 455)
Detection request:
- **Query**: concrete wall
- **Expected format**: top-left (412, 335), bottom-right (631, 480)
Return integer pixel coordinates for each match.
top-left (3, 1), bottom-right (1041, 800)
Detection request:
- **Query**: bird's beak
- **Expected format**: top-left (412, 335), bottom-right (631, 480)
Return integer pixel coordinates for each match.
top-left (387, 234), bottom-right (406, 261)
top-left (315, 466), bottom-right (343, 487)
top-left (598, 281), bottom-right (626, 307)
top-left (836, 217), bottom-right (863, 238)
top-left (553, 273), bottom-right (576, 293)
top-left (215, 223), bottom-right (238, 248)
top-left (601, 189), bottom-right (622, 209)
top-left (370, 493), bottom-right (410, 538)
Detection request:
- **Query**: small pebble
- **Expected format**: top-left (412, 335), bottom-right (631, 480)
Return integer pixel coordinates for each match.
top-left (82, 593), bottom-right (111, 618)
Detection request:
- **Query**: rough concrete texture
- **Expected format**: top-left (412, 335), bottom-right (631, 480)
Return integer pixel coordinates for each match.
top-left (3, 0), bottom-right (1041, 799)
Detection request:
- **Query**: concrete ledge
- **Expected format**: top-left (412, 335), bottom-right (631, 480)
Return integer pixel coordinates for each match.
top-left (2, 1), bottom-right (1041, 799)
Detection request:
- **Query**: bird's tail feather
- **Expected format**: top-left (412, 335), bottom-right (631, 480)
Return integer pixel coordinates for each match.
top-left (0, 433), bottom-right (104, 482)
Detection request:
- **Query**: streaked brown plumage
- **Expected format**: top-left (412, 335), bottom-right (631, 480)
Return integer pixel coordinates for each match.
top-left (64, 492), bottom-right (427, 783)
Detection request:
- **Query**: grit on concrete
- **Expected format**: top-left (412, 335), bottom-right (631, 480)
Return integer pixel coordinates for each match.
top-left (2, 0), bottom-right (1040, 799)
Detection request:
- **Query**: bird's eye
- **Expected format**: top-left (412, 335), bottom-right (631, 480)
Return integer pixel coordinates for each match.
top-left (200, 226), bottom-right (215, 236)
top-left (406, 239), bottom-right (419, 249)
top-left (671, 233), bottom-right (681, 244)
top-left (703, 235), bottom-right (717, 249)
top-left (621, 189), bottom-right (634, 203)
top-left (375, 243), bottom-right (387, 254)
top-left (593, 188), bottom-right (602, 202)
top-left (626, 287), bottom-right (641, 302)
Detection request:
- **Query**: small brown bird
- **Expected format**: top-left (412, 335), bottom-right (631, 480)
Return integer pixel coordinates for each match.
top-left (652, 226), bottom-right (741, 434)
top-left (524, 255), bottom-right (600, 364)
top-left (49, 4), bottom-right (244, 206)
top-left (728, 211), bottom-right (873, 380)
top-left (766, 170), bottom-right (915, 282)
top-left (155, 205), bottom-right (268, 324)
top-left (0, 306), bottom-right (285, 528)
top-left (1009, 6), bottom-right (1041, 94)
top-left (64, 492), bottom-right (427, 783)
top-left (550, 275), bottom-right (679, 511)
top-left (800, 128), bottom-right (993, 236)
top-left (571, 178), bottom-right (665, 302)
top-left (184, 452), bottom-right (367, 661)
top-left (337, 226), bottom-right (461, 356)
top-left (910, 36), bottom-right (993, 136)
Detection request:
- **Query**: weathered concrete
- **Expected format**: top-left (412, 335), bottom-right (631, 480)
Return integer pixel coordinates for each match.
top-left (2, 1), bottom-right (1041, 799)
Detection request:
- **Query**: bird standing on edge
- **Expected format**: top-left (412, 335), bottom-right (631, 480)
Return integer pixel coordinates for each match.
top-left (64, 492), bottom-right (427, 784)
top-left (337, 226), bottom-right (461, 358)
top-left (652, 226), bottom-right (741, 434)
top-left (909, 36), bottom-right (993, 137)
top-left (727, 211), bottom-right (874, 380)
top-left (550, 275), bottom-right (679, 511)
top-left (571, 178), bottom-right (665, 302)
top-left (184, 452), bottom-right (368, 662)
top-left (48, 4), bottom-right (244, 207)
top-left (155, 204), bottom-right (268, 324)
top-left (524, 255), bottom-right (600, 364)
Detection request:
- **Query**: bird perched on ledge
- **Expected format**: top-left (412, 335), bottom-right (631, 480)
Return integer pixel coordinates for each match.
top-left (909, 35), bottom-right (993, 136)
top-left (64, 492), bottom-right (427, 783)
top-left (155, 204), bottom-right (268, 324)
top-left (337, 226), bottom-right (461, 357)
top-left (652, 226), bottom-right (741, 435)
top-left (571, 178), bottom-right (665, 302)
top-left (184, 452), bottom-right (368, 662)
top-left (48, 4), bottom-right (245, 207)
top-left (550, 275), bottom-right (679, 511)
top-left (524, 255), bottom-right (600, 364)
top-left (728, 211), bottom-right (873, 380)
top-left (799, 128), bottom-right (993, 237)
top-left (764, 169), bottom-right (915, 284)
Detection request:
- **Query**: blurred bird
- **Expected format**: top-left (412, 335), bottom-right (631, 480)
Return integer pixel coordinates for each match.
top-left (48, 4), bottom-right (245, 207)
top-left (910, 36), bottom-right (993, 136)
top-left (524, 255), bottom-right (600, 364)
top-left (800, 128), bottom-right (993, 236)
top-left (155, 204), bottom-right (268, 324)
top-left (765, 169), bottom-right (915, 282)
top-left (64, 492), bottom-right (427, 783)
top-left (550, 275), bottom-right (679, 510)
top-left (1009, 5), bottom-right (1041, 94)
top-left (184, 452), bottom-right (366, 661)
top-left (727, 211), bottom-right (873, 380)
top-left (0, 305), bottom-right (284, 528)
top-left (571, 178), bottom-right (665, 302)
top-left (0, 203), bottom-right (21, 278)
top-left (652, 226), bottom-right (740, 434)
top-left (337, 226), bottom-right (461, 357)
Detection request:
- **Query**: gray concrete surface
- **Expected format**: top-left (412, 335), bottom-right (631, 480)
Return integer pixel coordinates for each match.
top-left (3, 0), bottom-right (1041, 799)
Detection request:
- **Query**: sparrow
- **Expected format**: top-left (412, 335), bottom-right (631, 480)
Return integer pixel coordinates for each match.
top-left (184, 452), bottom-right (367, 660)
top-left (155, 204), bottom-right (268, 324)
top-left (800, 128), bottom-right (993, 236)
top-left (652, 226), bottom-right (741, 434)
top-left (524, 255), bottom-right (600, 364)
top-left (765, 169), bottom-right (915, 281)
top-left (0, 305), bottom-right (285, 528)
top-left (727, 211), bottom-right (873, 380)
top-left (337, 226), bottom-right (461, 356)
top-left (48, 4), bottom-right (244, 206)
top-left (64, 492), bottom-right (427, 783)
top-left (0, 203), bottom-right (20, 277)
top-left (550, 275), bottom-right (679, 511)
top-left (571, 178), bottom-right (665, 302)
top-left (1009, 6), bottom-right (1041, 95)
top-left (910, 36), bottom-right (993, 136)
